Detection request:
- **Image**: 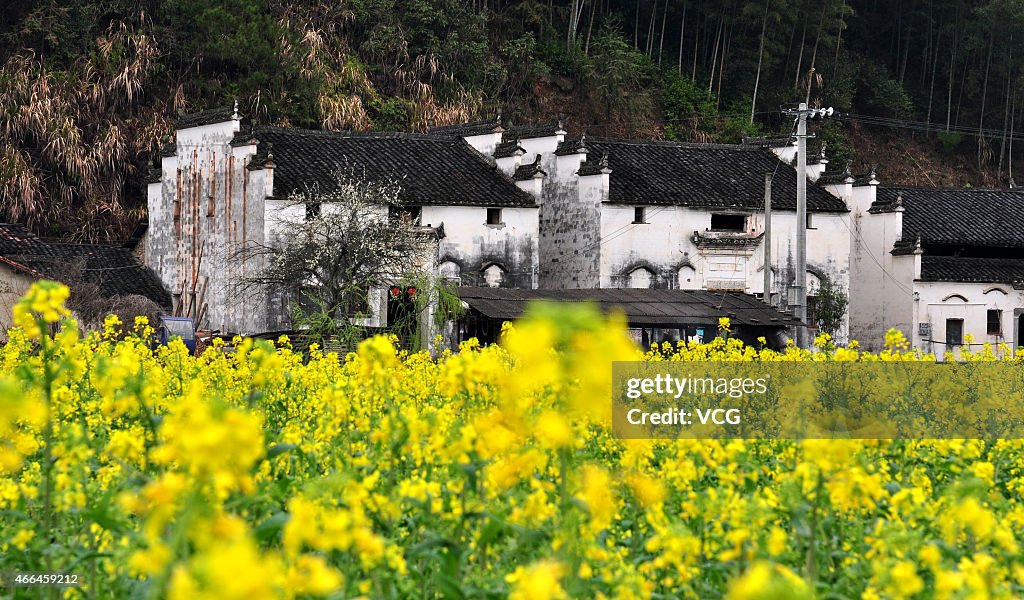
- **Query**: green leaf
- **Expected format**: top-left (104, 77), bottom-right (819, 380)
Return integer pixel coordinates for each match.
top-left (253, 512), bottom-right (290, 544)
top-left (266, 443), bottom-right (298, 459)
top-left (433, 573), bottom-right (465, 600)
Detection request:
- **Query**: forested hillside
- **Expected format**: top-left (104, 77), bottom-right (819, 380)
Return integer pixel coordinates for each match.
top-left (1, 0), bottom-right (1022, 239)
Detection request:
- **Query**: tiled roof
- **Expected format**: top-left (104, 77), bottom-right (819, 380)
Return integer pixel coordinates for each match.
top-left (578, 153), bottom-right (610, 176)
top-left (0, 224), bottom-right (170, 308)
top-left (554, 136), bottom-right (588, 156)
top-left (919, 256), bottom-right (1024, 286)
top-left (493, 139), bottom-right (524, 159)
top-left (504, 120), bottom-right (565, 140)
top-left (428, 118), bottom-right (502, 137)
top-left (513, 155), bottom-right (545, 181)
top-left (174, 107), bottom-right (236, 130)
top-left (583, 139), bottom-right (848, 211)
top-left (742, 135), bottom-right (795, 149)
top-left (456, 287), bottom-right (799, 327)
top-left (251, 127), bottom-right (536, 207)
top-left (874, 186), bottom-right (1024, 247)
top-left (816, 170), bottom-right (855, 186)
top-left (0, 223), bottom-right (50, 256)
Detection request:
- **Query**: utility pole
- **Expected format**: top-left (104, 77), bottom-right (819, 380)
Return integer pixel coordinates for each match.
top-left (781, 103), bottom-right (835, 348)
top-left (763, 172), bottom-right (772, 304)
top-left (795, 102), bottom-right (808, 348)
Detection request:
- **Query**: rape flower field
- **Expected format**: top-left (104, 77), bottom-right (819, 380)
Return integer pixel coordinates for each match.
top-left (2, 281), bottom-right (1024, 599)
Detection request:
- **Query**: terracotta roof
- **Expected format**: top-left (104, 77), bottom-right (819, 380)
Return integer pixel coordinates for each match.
top-left (456, 287), bottom-right (799, 327)
top-left (251, 126), bottom-right (537, 207)
top-left (0, 224), bottom-right (170, 308)
top-left (874, 186), bottom-right (1024, 247)
top-left (919, 256), bottom-right (1024, 286)
top-left (583, 138), bottom-right (848, 211)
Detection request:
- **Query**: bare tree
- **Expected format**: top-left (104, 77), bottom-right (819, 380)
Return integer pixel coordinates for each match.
top-left (242, 172), bottom-right (435, 333)
top-left (52, 258), bottom-right (164, 331)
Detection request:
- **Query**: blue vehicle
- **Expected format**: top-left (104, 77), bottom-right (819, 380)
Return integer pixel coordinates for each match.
top-left (157, 316), bottom-right (197, 355)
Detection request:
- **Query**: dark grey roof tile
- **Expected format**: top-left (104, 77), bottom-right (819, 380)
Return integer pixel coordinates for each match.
top-left (920, 256), bottom-right (1024, 285)
top-left (584, 138), bottom-right (848, 211)
top-left (174, 107), bottom-right (235, 130)
top-left (875, 186), bottom-right (1024, 247)
top-left (252, 126), bottom-right (536, 207)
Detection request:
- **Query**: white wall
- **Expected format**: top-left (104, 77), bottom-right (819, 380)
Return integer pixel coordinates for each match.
top-left (0, 266), bottom-right (34, 340)
top-left (913, 282), bottom-right (1024, 358)
top-left (598, 204), bottom-right (852, 340)
top-left (147, 116), bottom-right (280, 334)
top-left (421, 205), bottom-right (539, 288)
top-left (844, 183), bottom-right (917, 350)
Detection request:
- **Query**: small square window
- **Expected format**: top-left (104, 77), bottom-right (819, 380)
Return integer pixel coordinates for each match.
top-left (486, 208), bottom-right (502, 225)
top-left (633, 206), bottom-right (646, 224)
top-left (711, 213), bottom-right (746, 231)
top-left (946, 318), bottom-right (964, 347)
top-left (988, 309), bottom-right (1002, 335)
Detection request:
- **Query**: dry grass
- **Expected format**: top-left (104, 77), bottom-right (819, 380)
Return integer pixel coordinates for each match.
top-left (0, 20), bottom-right (167, 241)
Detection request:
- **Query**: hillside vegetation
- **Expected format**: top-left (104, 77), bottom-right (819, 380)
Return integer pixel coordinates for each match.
top-left (1, 0), bottom-right (1022, 239)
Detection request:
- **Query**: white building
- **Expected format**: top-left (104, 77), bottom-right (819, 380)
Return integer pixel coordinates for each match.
top-left (147, 108), bottom-right (540, 334)
top-left (434, 122), bottom-right (852, 342)
top-left (824, 178), bottom-right (1024, 354)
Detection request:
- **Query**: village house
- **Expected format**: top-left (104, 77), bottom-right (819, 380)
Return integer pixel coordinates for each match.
top-left (433, 120), bottom-right (851, 342)
top-left (146, 107), bottom-right (540, 335)
top-left (0, 223), bottom-right (170, 336)
top-left (817, 175), bottom-right (1024, 354)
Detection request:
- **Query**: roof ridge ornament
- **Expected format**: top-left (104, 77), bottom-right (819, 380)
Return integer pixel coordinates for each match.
top-left (232, 99), bottom-right (240, 120)
top-left (869, 166), bottom-right (879, 185)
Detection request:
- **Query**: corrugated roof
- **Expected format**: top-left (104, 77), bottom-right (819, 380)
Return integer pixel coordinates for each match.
top-left (456, 287), bottom-right (799, 326)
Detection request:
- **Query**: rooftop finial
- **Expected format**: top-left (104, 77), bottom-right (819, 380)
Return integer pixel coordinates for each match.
top-left (599, 152), bottom-right (609, 168)
top-left (1011, 177), bottom-right (1017, 189)
top-left (914, 235), bottom-right (922, 251)
top-left (232, 98), bottom-right (239, 119)
top-left (819, 141), bottom-right (827, 158)
top-left (843, 159), bottom-right (852, 176)
top-left (894, 192), bottom-right (903, 208)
